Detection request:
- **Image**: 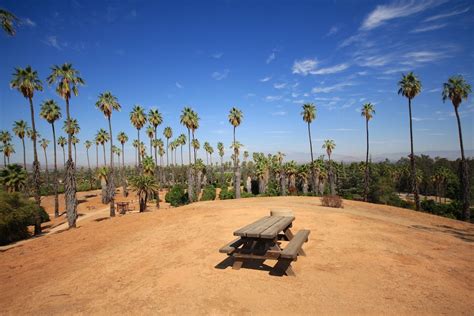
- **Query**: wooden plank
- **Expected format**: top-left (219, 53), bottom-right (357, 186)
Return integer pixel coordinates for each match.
top-left (245, 216), bottom-right (282, 238)
top-left (233, 251), bottom-right (281, 260)
top-left (233, 216), bottom-right (271, 237)
top-left (219, 237), bottom-right (245, 254)
top-left (260, 216), bottom-right (295, 239)
top-left (280, 230), bottom-right (310, 259)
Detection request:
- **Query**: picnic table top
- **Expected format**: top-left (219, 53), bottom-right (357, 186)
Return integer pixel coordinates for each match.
top-left (234, 216), bottom-right (294, 239)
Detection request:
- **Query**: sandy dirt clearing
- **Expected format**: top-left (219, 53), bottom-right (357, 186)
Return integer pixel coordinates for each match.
top-left (0, 196), bottom-right (473, 315)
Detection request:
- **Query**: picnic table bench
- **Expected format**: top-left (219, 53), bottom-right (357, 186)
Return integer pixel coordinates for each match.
top-left (219, 215), bottom-right (310, 276)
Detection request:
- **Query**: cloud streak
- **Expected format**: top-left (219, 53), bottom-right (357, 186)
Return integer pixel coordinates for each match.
top-left (292, 59), bottom-right (349, 75)
top-left (424, 6), bottom-right (470, 22)
top-left (211, 69), bottom-right (229, 80)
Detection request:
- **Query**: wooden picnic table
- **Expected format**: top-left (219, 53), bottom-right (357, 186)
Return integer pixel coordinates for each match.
top-left (219, 216), bottom-right (310, 276)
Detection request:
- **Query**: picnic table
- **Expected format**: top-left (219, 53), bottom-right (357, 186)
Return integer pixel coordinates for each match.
top-left (219, 215), bottom-right (310, 276)
top-left (116, 202), bottom-right (130, 214)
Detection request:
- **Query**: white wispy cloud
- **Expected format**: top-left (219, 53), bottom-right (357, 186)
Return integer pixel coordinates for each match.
top-left (411, 23), bottom-right (447, 33)
top-left (265, 95), bottom-right (283, 102)
top-left (361, 0), bottom-right (444, 31)
top-left (312, 82), bottom-right (354, 93)
top-left (402, 50), bottom-right (447, 64)
top-left (292, 59), bottom-right (349, 75)
top-left (212, 52), bottom-right (223, 59)
top-left (326, 26), bottom-right (339, 36)
top-left (175, 82), bottom-right (183, 88)
top-left (44, 36), bottom-right (62, 50)
top-left (273, 83), bottom-right (287, 89)
top-left (266, 52), bottom-right (276, 64)
top-left (424, 6), bottom-right (470, 22)
top-left (356, 55), bottom-right (391, 67)
top-left (292, 58), bottom-right (318, 75)
top-left (260, 76), bottom-right (272, 82)
top-left (22, 18), bottom-right (36, 27)
top-left (271, 111), bottom-right (287, 116)
top-left (211, 69), bottom-right (229, 80)
top-left (245, 93), bottom-right (256, 98)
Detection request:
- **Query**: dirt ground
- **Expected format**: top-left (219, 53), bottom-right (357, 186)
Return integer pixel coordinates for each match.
top-left (1, 195), bottom-right (473, 315)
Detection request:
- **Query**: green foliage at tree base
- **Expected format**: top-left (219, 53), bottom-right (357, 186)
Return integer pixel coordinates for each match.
top-left (219, 186), bottom-right (234, 200)
top-left (165, 184), bottom-right (189, 207)
top-left (200, 185), bottom-right (216, 201)
top-left (0, 192), bottom-right (49, 245)
top-left (421, 199), bottom-right (463, 220)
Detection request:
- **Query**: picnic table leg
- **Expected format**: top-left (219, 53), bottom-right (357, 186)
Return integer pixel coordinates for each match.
top-left (284, 228), bottom-right (306, 256)
top-left (232, 258), bottom-right (244, 270)
top-left (272, 258), bottom-right (296, 277)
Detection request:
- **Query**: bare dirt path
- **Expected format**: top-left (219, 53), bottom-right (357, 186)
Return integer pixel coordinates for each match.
top-left (1, 196), bottom-right (473, 315)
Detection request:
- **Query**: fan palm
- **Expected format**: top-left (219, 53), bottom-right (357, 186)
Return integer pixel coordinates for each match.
top-left (96, 128), bottom-right (109, 166)
top-left (146, 125), bottom-right (155, 157)
top-left (130, 175), bottom-right (159, 212)
top-left (47, 63), bottom-right (84, 228)
top-left (148, 109), bottom-right (163, 165)
top-left (96, 91), bottom-right (121, 217)
top-left (12, 121), bottom-right (29, 170)
top-left (163, 127), bottom-right (173, 167)
top-left (322, 140), bottom-right (336, 195)
top-left (63, 118), bottom-right (80, 163)
top-left (129, 105), bottom-right (147, 167)
top-left (180, 107), bottom-right (199, 201)
top-left (398, 72), bottom-right (422, 210)
top-left (301, 103), bottom-right (316, 193)
top-left (10, 66), bottom-right (43, 234)
top-left (40, 99), bottom-right (62, 217)
top-left (0, 8), bottom-right (18, 36)
top-left (0, 164), bottom-right (27, 193)
top-left (71, 136), bottom-right (80, 165)
top-left (57, 136), bottom-right (66, 166)
top-left (39, 138), bottom-right (50, 187)
top-left (117, 132), bottom-right (128, 169)
top-left (442, 75), bottom-right (472, 220)
top-left (228, 107), bottom-right (243, 198)
top-left (1, 130), bottom-right (11, 167)
top-left (178, 134), bottom-right (186, 166)
top-left (3, 143), bottom-right (15, 165)
top-left (361, 103), bottom-right (375, 202)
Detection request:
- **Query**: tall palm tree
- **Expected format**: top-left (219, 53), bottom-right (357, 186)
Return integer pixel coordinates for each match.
top-left (301, 103), bottom-right (316, 193)
top-left (361, 103), bottom-right (375, 202)
top-left (1, 130), bottom-right (11, 167)
top-left (63, 118), bottom-right (80, 164)
top-left (117, 131), bottom-right (129, 197)
top-left (132, 139), bottom-right (139, 167)
top-left (178, 134), bottom-right (186, 166)
top-left (146, 125), bottom-right (155, 156)
top-left (57, 136), bottom-right (66, 166)
top-left (148, 109), bottom-right (163, 165)
top-left (96, 91), bottom-right (121, 217)
top-left (40, 99), bottom-right (61, 217)
top-left (180, 107), bottom-right (199, 201)
top-left (163, 127), bottom-right (173, 167)
top-left (84, 140), bottom-right (93, 190)
top-left (0, 8), bottom-right (18, 36)
top-left (10, 66), bottom-right (43, 234)
top-left (398, 72), bottom-right (421, 210)
top-left (203, 141), bottom-right (211, 165)
top-left (47, 63), bottom-right (84, 229)
top-left (96, 128), bottom-right (109, 166)
top-left (130, 105), bottom-right (146, 168)
top-left (208, 144), bottom-right (214, 165)
top-left (322, 139), bottom-right (336, 195)
top-left (217, 141), bottom-right (224, 184)
top-left (442, 75), bottom-right (472, 221)
top-left (12, 120), bottom-right (29, 170)
top-left (39, 138), bottom-right (50, 188)
top-left (3, 143), bottom-right (15, 165)
top-left (228, 107), bottom-right (243, 199)
top-left (71, 136), bottom-right (80, 165)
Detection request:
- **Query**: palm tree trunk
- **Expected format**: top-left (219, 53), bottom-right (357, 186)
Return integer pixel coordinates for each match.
top-left (51, 123), bottom-right (59, 217)
top-left (166, 138), bottom-right (169, 167)
top-left (408, 98), bottom-right (420, 210)
top-left (28, 96), bottom-right (42, 235)
top-left (122, 142), bottom-right (128, 197)
top-left (154, 127), bottom-right (158, 166)
top-left (103, 144), bottom-right (107, 166)
top-left (307, 122), bottom-right (317, 194)
top-left (74, 145), bottom-right (77, 166)
top-left (454, 106), bottom-right (470, 221)
top-left (62, 147), bottom-right (65, 167)
top-left (87, 147), bottom-right (93, 190)
top-left (21, 137), bottom-right (26, 170)
top-left (364, 118), bottom-right (369, 201)
top-left (137, 129), bottom-right (141, 167)
top-left (233, 126), bottom-right (241, 199)
top-left (107, 117), bottom-right (115, 217)
top-left (181, 145), bottom-right (183, 166)
top-left (187, 128), bottom-right (194, 202)
top-left (43, 148), bottom-right (49, 190)
top-left (95, 144), bottom-right (98, 170)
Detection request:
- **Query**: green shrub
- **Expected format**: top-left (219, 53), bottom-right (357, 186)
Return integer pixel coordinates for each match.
top-left (421, 199), bottom-right (462, 220)
top-left (264, 180), bottom-right (279, 197)
top-left (219, 186), bottom-right (235, 200)
top-left (241, 191), bottom-right (255, 198)
top-left (0, 192), bottom-right (49, 245)
top-left (165, 184), bottom-right (189, 207)
top-left (200, 185), bottom-right (216, 201)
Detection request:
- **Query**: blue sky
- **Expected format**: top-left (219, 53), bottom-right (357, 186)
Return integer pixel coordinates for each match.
top-left (1, 0), bottom-right (473, 166)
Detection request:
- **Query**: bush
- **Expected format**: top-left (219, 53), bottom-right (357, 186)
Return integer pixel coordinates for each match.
top-left (241, 191), bottom-right (255, 198)
top-left (165, 184), bottom-right (188, 207)
top-left (421, 199), bottom-right (462, 220)
top-left (200, 185), bottom-right (216, 201)
top-left (264, 180), bottom-right (279, 197)
top-left (321, 195), bottom-right (343, 208)
top-left (0, 192), bottom-right (49, 245)
top-left (219, 186), bottom-right (235, 200)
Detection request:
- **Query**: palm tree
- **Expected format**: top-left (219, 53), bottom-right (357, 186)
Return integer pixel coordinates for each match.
top-left (132, 139), bottom-right (139, 167)
top-left (398, 72), bottom-right (422, 210)
top-left (0, 8), bottom-right (18, 36)
top-left (117, 132), bottom-right (128, 169)
top-left (84, 140), bottom-right (93, 190)
top-left (96, 91), bottom-right (121, 217)
top-left (148, 109), bottom-right (163, 165)
top-left (12, 120), bottom-right (29, 170)
top-left (47, 63), bottom-right (85, 229)
top-left (322, 139), bottom-right (336, 195)
top-left (0, 163), bottom-right (28, 193)
top-left (361, 103), bottom-right (375, 202)
top-left (163, 127), bottom-right (173, 167)
top-left (130, 105), bottom-right (146, 168)
top-left (178, 134), bottom-right (186, 166)
top-left (130, 175), bottom-right (159, 212)
top-left (64, 118), bottom-right (80, 164)
top-left (217, 142), bottom-right (224, 184)
top-left (39, 138), bottom-right (50, 188)
top-left (208, 144), bottom-right (214, 165)
top-left (1, 130), bottom-right (12, 167)
top-left (442, 75), bottom-right (472, 220)
top-left (3, 143), bottom-right (15, 165)
top-left (146, 125), bottom-right (155, 156)
top-left (204, 142), bottom-right (211, 165)
top-left (301, 103), bottom-right (316, 193)
top-left (180, 107), bottom-right (199, 201)
top-left (71, 136), bottom-right (80, 165)
top-left (10, 66), bottom-right (43, 234)
top-left (96, 128), bottom-right (109, 166)
top-left (57, 136), bottom-right (66, 166)
top-left (40, 99), bottom-right (61, 217)
top-left (228, 107), bottom-right (243, 199)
